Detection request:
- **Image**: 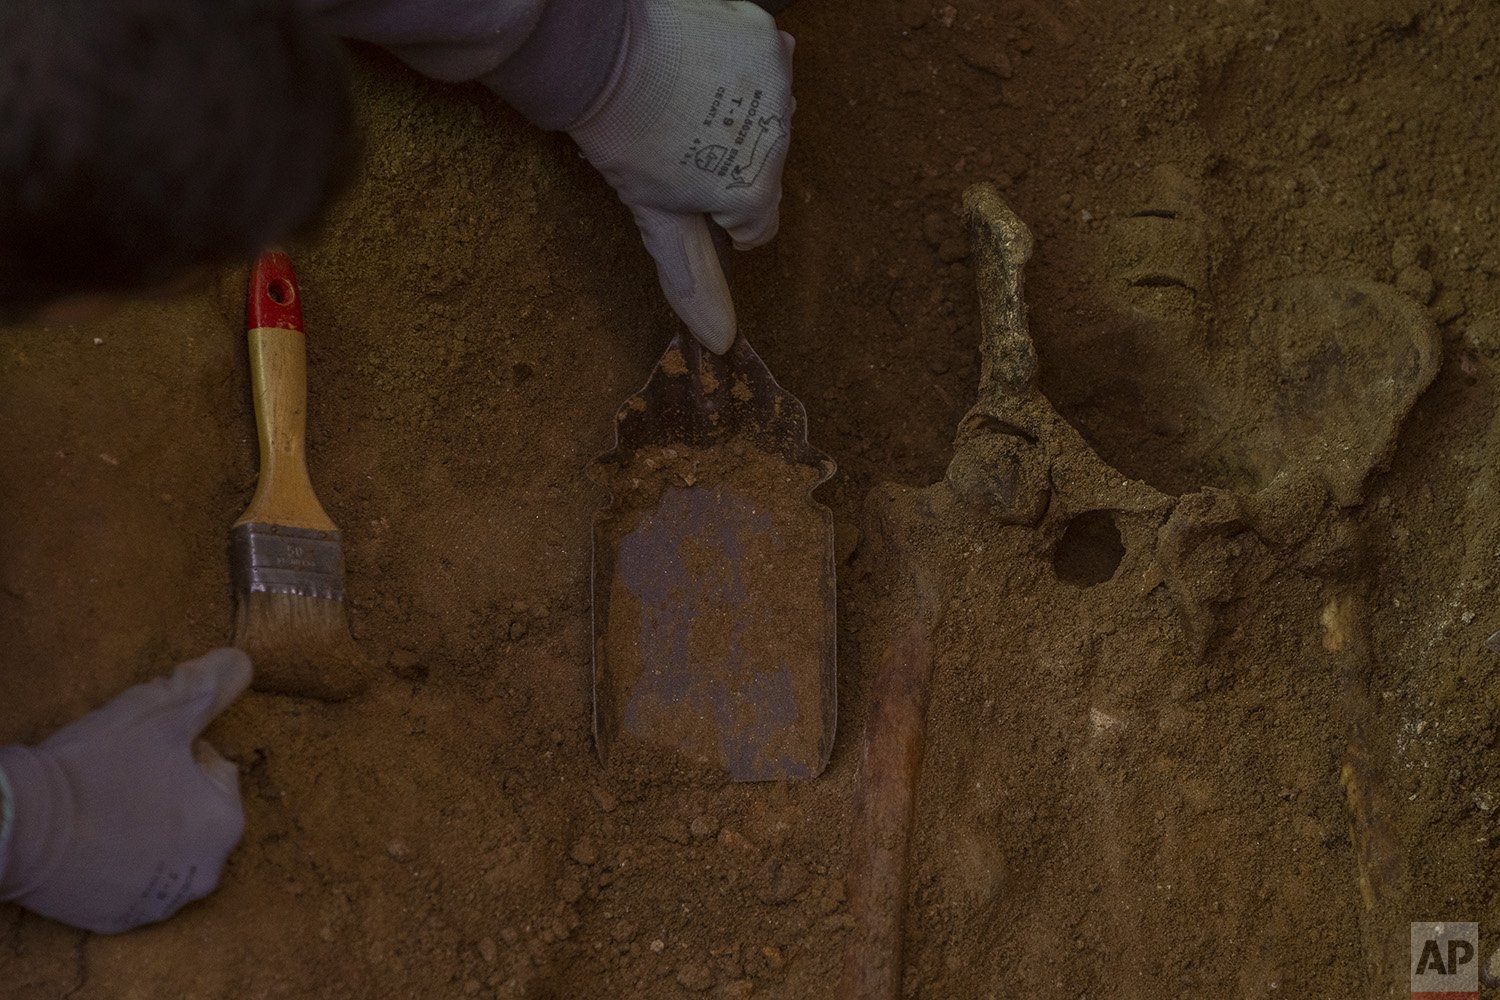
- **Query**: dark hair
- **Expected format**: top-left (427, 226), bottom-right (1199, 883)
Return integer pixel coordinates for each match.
top-left (0, 0), bottom-right (357, 321)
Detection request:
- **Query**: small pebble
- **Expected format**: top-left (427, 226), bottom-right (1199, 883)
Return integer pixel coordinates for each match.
top-left (386, 839), bottom-right (413, 862)
top-left (1391, 239), bottom-right (1422, 271)
top-left (478, 938), bottom-right (498, 964)
top-left (677, 963), bottom-right (716, 992)
top-left (717, 828), bottom-right (758, 853)
top-left (1396, 265), bottom-right (1436, 304)
top-left (569, 838), bottom-right (599, 866)
top-left (964, 46), bottom-right (1012, 79)
top-left (1431, 290), bottom-right (1466, 325)
top-left (690, 814), bottom-right (720, 840)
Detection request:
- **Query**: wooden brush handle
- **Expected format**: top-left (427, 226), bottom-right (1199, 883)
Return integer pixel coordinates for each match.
top-left (234, 251), bottom-right (336, 532)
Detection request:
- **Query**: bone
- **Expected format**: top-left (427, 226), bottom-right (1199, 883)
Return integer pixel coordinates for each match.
top-left (839, 617), bottom-right (934, 1000)
top-left (846, 185), bottom-right (1438, 997)
top-left (840, 485), bottom-right (939, 1000)
top-left (1325, 592), bottom-right (1409, 998)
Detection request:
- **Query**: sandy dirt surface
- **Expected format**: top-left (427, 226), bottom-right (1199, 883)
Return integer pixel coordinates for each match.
top-left (4, 0), bottom-right (1500, 997)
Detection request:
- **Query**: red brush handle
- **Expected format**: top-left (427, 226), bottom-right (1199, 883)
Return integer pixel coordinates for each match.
top-left (248, 250), bottom-right (304, 331)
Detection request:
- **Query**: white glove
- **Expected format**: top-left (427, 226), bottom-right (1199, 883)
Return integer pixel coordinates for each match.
top-left (568, 0), bottom-right (795, 353)
top-left (0, 649), bottom-right (252, 933)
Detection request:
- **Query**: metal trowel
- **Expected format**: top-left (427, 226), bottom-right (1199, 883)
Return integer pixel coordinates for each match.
top-left (591, 331), bottom-right (836, 781)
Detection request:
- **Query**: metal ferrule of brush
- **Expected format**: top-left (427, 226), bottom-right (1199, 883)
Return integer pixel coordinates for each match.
top-left (231, 523), bottom-right (346, 601)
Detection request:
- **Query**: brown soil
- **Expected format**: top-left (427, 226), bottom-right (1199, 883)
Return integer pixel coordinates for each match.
top-left (3, 0), bottom-right (1500, 997)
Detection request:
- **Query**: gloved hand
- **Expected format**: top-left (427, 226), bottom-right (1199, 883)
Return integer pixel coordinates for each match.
top-left (567, 0), bottom-right (795, 353)
top-left (0, 649), bottom-right (252, 934)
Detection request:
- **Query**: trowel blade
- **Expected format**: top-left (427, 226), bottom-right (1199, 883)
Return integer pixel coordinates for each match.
top-left (591, 333), bottom-right (836, 781)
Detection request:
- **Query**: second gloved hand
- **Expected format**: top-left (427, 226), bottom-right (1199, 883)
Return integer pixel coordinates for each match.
top-left (0, 649), bottom-right (252, 934)
top-left (568, 0), bottom-right (795, 353)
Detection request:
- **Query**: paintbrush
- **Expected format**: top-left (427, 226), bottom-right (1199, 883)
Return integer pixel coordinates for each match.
top-left (231, 250), bottom-right (367, 701)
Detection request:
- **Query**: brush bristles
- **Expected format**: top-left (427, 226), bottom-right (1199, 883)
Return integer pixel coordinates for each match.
top-left (234, 591), bottom-right (368, 701)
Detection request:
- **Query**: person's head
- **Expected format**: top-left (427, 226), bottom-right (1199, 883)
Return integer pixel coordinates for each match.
top-left (0, 0), bottom-right (357, 325)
